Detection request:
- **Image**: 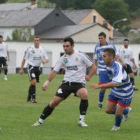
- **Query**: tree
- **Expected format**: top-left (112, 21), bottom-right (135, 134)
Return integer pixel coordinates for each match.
top-left (123, 0), bottom-right (140, 12)
top-left (7, 27), bottom-right (34, 41)
top-left (48, 0), bottom-right (96, 9)
top-left (0, 0), bottom-right (7, 3)
top-left (92, 0), bottom-right (130, 27)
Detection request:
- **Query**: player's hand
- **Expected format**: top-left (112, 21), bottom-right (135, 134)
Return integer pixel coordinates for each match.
top-left (85, 75), bottom-right (90, 81)
top-left (42, 85), bottom-right (48, 91)
top-left (19, 69), bottom-right (24, 75)
top-left (42, 60), bottom-right (46, 64)
top-left (90, 84), bottom-right (99, 90)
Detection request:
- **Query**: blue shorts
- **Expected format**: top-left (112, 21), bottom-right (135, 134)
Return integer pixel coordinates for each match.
top-left (108, 93), bottom-right (132, 107)
top-left (99, 71), bottom-right (109, 84)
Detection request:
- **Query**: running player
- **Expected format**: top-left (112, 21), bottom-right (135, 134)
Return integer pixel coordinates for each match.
top-left (19, 36), bottom-right (49, 103)
top-left (93, 32), bottom-right (119, 108)
top-left (32, 37), bottom-right (95, 127)
top-left (90, 48), bottom-right (133, 131)
top-left (0, 35), bottom-right (10, 80)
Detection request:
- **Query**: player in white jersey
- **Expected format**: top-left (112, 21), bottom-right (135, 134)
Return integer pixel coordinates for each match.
top-left (0, 35), bottom-right (10, 80)
top-left (32, 37), bottom-right (95, 127)
top-left (93, 32), bottom-right (119, 109)
top-left (19, 37), bottom-right (49, 103)
top-left (90, 48), bottom-right (133, 131)
top-left (118, 39), bottom-right (138, 91)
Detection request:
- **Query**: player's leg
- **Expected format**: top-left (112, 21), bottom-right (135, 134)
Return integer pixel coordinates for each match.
top-left (98, 71), bottom-right (109, 108)
top-left (32, 82), bottom-right (71, 126)
top-left (32, 96), bottom-right (63, 126)
top-left (27, 65), bottom-right (37, 103)
top-left (3, 58), bottom-right (8, 80)
top-left (30, 79), bottom-right (37, 103)
top-left (0, 62), bottom-right (2, 79)
top-left (111, 97), bottom-right (132, 131)
top-left (105, 93), bottom-right (121, 131)
top-left (76, 86), bottom-right (88, 127)
top-left (124, 64), bottom-right (138, 91)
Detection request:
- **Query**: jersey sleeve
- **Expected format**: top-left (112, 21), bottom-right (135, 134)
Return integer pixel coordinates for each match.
top-left (93, 45), bottom-right (98, 61)
top-left (112, 63), bottom-right (123, 84)
top-left (23, 47), bottom-right (30, 60)
top-left (80, 52), bottom-right (93, 68)
top-left (53, 57), bottom-right (64, 72)
top-left (42, 48), bottom-right (49, 60)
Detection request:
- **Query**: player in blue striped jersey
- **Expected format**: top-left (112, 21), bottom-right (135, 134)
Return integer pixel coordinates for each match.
top-left (93, 32), bottom-right (119, 108)
top-left (90, 48), bottom-right (133, 131)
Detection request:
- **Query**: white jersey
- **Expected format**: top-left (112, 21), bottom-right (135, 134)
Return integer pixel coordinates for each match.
top-left (0, 42), bottom-right (8, 58)
top-left (118, 46), bottom-right (133, 66)
top-left (23, 45), bottom-right (49, 67)
top-left (53, 50), bottom-right (93, 83)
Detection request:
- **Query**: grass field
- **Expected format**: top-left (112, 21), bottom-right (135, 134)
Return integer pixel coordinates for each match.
top-left (0, 74), bottom-right (140, 140)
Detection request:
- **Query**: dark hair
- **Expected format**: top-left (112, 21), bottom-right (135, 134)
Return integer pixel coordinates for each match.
top-left (98, 32), bottom-right (106, 38)
top-left (123, 38), bottom-right (129, 42)
top-left (63, 37), bottom-right (74, 45)
top-left (103, 48), bottom-right (115, 58)
top-left (0, 35), bottom-right (3, 38)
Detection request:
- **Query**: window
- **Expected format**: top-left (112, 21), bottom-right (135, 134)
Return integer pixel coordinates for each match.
top-left (93, 15), bottom-right (97, 23)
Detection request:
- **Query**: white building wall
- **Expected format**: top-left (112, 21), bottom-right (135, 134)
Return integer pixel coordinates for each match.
top-left (71, 25), bottom-right (109, 43)
top-left (7, 42), bottom-right (140, 69)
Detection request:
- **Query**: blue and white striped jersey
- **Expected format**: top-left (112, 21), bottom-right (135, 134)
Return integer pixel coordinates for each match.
top-left (107, 61), bottom-right (133, 99)
top-left (94, 42), bottom-right (118, 72)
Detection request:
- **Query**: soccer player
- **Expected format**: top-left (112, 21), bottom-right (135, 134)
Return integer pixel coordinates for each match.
top-left (93, 32), bottom-right (119, 109)
top-left (118, 39), bottom-right (138, 91)
top-left (19, 37), bottom-right (49, 103)
top-left (90, 48), bottom-right (133, 131)
top-left (0, 35), bottom-right (10, 80)
top-left (32, 37), bottom-right (95, 127)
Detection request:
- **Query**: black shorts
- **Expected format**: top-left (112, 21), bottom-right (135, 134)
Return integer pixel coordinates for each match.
top-left (55, 81), bottom-right (86, 99)
top-left (124, 64), bottom-right (133, 74)
top-left (0, 57), bottom-right (7, 67)
top-left (27, 65), bottom-right (41, 83)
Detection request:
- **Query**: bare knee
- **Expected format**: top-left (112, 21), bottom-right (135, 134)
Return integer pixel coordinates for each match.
top-left (105, 109), bottom-right (112, 114)
top-left (77, 88), bottom-right (88, 99)
top-left (49, 97), bottom-right (63, 108)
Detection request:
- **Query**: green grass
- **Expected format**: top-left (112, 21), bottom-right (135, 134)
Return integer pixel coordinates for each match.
top-left (0, 74), bottom-right (140, 140)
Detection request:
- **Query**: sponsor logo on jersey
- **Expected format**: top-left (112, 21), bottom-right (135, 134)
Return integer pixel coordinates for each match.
top-left (31, 50), bottom-right (36, 54)
top-left (63, 58), bottom-right (68, 64)
top-left (33, 57), bottom-right (41, 60)
top-left (66, 66), bottom-right (78, 70)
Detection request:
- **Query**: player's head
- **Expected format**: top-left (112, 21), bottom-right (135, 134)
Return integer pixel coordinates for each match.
top-left (33, 36), bottom-right (40, 48)
top-left (63, 37), bottom-right (74, 55)
top-left (123, 38), bottom-right (129, 48)
top-left (103, 48), bottom-right (115, 66)
top-left (98, 32), bottom-right (106, 46)
top-left (0, 35), bottom-right (3, 43)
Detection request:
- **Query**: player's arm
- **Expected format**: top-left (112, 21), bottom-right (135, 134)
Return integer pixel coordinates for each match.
top-left (130, 58), bottom-right (136, 69)
top-left (90, 81), bottom-right (117, 90)
top-left (42, 70), bottom-right (57, 91)
top-left (19, 59), bottom-right (26, 75)
top-left (42, 59), bottom-right (49, 64)
top-left (118, 56), bottom-right (127, 67)
top-left (86, 63), bottom-right (96, 81)
top-left (7, 51), bottom-right (10, 61)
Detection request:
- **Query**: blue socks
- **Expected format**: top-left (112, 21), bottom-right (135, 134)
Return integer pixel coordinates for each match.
top-left (115, 115), bottom-right (123, 127)
top-left (99, 91), bottom-right (105, 103)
